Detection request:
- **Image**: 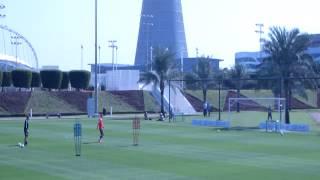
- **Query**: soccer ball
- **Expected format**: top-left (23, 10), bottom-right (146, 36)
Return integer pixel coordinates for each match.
top-left (18, 142), bottom-right (24, 148)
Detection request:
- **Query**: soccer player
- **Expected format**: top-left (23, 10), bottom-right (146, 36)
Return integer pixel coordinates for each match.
top-left (267, 106), bottom-right (272, 121)
top-left (24, 115), bottom-right (30, 146)
top-left (97, 113), bottom-right (104, 143)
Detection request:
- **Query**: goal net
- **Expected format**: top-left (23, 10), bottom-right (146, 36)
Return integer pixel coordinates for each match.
top-left (228, 97), bottom-right (286, 130)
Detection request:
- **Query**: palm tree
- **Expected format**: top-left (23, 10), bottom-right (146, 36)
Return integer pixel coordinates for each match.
top-left (258, 26), bottom-right (314, 124)
top-left (185, 57), bottom-right (216, 103)
top-left (138, 48), bottom-right (179, 116)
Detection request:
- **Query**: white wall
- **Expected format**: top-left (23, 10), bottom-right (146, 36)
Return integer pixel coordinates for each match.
top-left (90, 70), bottom-right (140, 90)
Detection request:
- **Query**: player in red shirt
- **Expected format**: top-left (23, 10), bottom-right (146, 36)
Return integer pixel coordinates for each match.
top-left (97, 113), bottom-right (104, 143)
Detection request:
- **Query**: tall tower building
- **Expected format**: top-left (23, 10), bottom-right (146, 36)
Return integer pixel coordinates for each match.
top-left (134, 0), bottom-right (188, 70)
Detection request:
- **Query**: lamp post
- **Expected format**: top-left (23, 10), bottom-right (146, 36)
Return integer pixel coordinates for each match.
top-left (115, 46), bottom-right (118, 71)
top-left (81, 45), bottom-right (83, 70)
top-left (108, 40), bottom-right (117, 116)
top-left (255, 23), bottom-right (264, 61)
top-left (196, 48), bottom-right (199, 58)
top-left (11, 36), bottom-right (22, 69)
top-left (108, 40), bottom-right (117, 89)
top-left (98, 45), bottom-right (101, 75)
top-left (0, 3), bottom-right (5, 18)
top-left (94, 0), bottom-right (98, 115)
top-left (115, 46), bottom-right (119, 90)
top-left (98, 45), bottom-right (101, 95)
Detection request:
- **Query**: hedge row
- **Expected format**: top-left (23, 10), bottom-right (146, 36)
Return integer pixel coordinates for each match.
top-left (1, 69), bottom-right (91, 91)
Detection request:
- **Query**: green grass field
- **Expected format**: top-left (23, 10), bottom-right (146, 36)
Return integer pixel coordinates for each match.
top-left (1, 114), bottom-right (320, 180)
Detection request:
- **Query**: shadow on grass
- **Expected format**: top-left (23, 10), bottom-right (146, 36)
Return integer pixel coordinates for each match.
top-left (8, 144), bottom-right (24, 148)
top-left (212, 126), bottom-right (260, 131)
top-left (82, 141), bottom-right (99, 145)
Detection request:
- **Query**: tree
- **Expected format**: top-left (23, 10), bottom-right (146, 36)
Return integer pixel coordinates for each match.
top-left (69, 70), bottom-right (91, 91)
top-left (185, 57), bottom-right (216, 103)
top-left (138, 48), bottom-right (178, 116)
top-left (258, 26), bottom-right (314, 124)
top-left (228, 64), bottom-right (247, 112)
top-left (12, 69), bottom-right (32, 89)
top-left (40, 70), bottom-right (63, 91)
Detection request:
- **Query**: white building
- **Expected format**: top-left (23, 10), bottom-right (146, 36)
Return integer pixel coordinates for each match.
top-left (0, 54), bottom-right (33, 71)
top-left (90, 70), bottom-right (140, 90)
top-left (235, 52), bottom-right (267, 74)
top-left (235, 34), bottom-right (320, 74)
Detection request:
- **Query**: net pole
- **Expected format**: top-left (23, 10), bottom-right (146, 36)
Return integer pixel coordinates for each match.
top-left (74, 122), bottom-right (81, 157)
top-left (169, 80), bottom-right (171, 123)
top-left (132, 117), bottom-right (140, 146)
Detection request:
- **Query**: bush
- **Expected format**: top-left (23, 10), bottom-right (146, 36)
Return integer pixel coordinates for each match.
top-left (69, 70), bottom-right (91, 91)
top-left (31, 72), bottom-right (41, 88)
top-left (12, 69), bottom-right (32, 88)
top-left (60, 71), bottom-right (70, 90)
top-left (1, 71), bottom-right (12, 87)
top-left (87, 86), bottom-right (94, 91)
top-left (40, 70), bottom-right (62, 91)
top-left (101, 84), bottom-right (106, 91)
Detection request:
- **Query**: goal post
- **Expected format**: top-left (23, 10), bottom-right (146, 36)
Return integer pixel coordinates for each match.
top-left (228, 97), bottom-right (286, 131)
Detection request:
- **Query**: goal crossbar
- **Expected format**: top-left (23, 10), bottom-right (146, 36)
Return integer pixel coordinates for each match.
top-left (228, 97), bottom-right (286, 113)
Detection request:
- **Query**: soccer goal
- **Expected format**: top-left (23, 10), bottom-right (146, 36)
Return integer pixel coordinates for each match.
top-left (228, 97), bottom-right (286, 131)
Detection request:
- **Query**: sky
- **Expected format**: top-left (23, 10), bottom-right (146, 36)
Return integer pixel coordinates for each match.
top-left (1, 0), bottom-right (320, 71)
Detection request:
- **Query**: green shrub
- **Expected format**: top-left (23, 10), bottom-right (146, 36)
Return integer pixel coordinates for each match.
top-left (12, 69), bottom-right (32, 88)
top-left (87, 85), bottom-right (94, 91)
top-left (60, 71), bottom-right (70, 90)
top-left (31, 72), bottom-right (41, 88)
top-left (69, 70), bottom-right (91, 91)
top-left (1, 71), bottom-right (12, 87)
top-left (101, 84), bottom-right (106, 91)
top-left (40, 70), bottom-right (62, 90)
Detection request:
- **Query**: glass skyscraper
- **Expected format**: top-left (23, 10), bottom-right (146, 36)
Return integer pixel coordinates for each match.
top-left (134, 0), bottom-right (188, 70)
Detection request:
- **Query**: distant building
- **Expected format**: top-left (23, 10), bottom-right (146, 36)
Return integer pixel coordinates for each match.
top-left (41, 65), bottom-right (60, 70)
top-left (135, 0), bottom-right (188, 71)
top-left (178, 57), bottom-right (222, 73)
top-left (90, 63), bottom-right (140, 74)
top-left (235, 52), bottom-right (268, 74)
top-left (235, 34), bottom-right (320, 74)
top-left (90, 57), bottom-right (222, 76)
top-left (306, 34), bottom-right (320, 62)
top-left (0, 54), bottom-right (34, 71)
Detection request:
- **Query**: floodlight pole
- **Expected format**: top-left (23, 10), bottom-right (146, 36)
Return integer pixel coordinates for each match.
top-left (218, 80), bottom-right (221, 120)
top-left (94, 0), bottom-right (98, 115)
top-left (108, 40), bottom-right (117, 89)
top-left (255, 23), bottom-right (264, 60)
top-left (108, 40), bottom-right (117, 117)
top-left (0, 3), bottom-right (5, 18)
top-left (81, 45), bottom-right (83, 70)
top-left (11, 36), bottom-right (22, 69)
top-left (169, 80), bottom-right (171, 123)
top-left (98, 45), bottom-right (101, 75)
